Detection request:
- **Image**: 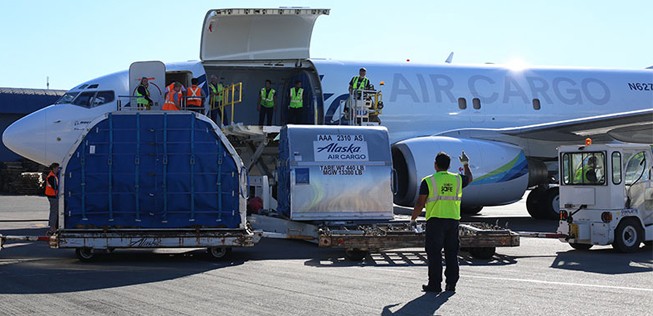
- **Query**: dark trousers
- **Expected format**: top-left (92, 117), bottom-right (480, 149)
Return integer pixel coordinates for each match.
top-left (47, 197), bottom-right (59, 231)
top-left (425, 217), bottom-right (460, 287)
top-left (259, 106), bottom-right (274, 126)
top-left (288, 107), bottom-right (303, 124)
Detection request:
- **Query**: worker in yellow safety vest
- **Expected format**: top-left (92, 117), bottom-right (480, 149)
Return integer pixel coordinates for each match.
top-left (162, 82), bottom-right (182, 111)
top-left (258, 79), bottom-right (276, 126)
top-left (186, 78), bottom-right (205, 114)
top-left (410, 151), bottom-right (473, 293)
top-left (574, 156), bottom-right (599, 184)
top-left (208, 75), bottom-right (226, 124)
top-left (287, 80), bottom-right (304, 124)
top-left (348, 67), bottom-right (371, 95)
top-left (45, 162), bottom-right (60, 234)
top-left (135, 77), bottom-right (153, 110)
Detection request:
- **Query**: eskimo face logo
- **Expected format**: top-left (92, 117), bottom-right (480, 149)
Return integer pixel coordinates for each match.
top-left (316, 143), bottom-right (362, 154)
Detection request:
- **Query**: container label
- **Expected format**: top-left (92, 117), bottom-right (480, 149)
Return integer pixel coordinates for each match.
top-left (319, 165), bottom-right (366, 176)
top-left (313, 134), bottom-right (368, 161)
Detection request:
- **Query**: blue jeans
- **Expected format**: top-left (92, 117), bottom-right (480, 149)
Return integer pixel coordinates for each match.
top-left (425, 217), bottom-right (460, 287)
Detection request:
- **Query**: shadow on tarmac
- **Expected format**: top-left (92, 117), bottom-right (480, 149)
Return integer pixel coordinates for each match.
top-left (381, 292), bottom-right (454, 316)
top-left (550, 246), bottom-right (653, 274)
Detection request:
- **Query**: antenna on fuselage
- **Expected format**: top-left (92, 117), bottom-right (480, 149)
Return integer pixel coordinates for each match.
top-left (46, 76), bottom-right (50, 90)
top-left (445, 52), bottom-right (454, 64)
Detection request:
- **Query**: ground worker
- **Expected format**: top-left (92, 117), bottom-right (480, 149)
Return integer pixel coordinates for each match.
top-left (45, 162), bottom-right (60, 235)
top-left (186, 78), bottom-right (206, 114)
top-left (162, 82), bottom-right (182, 111)
top-left (208, 75), bottom-right (225, 123)
top-left (348, 67), bottom-right (371, 95)
top-left (574, 156), bottom-right (599, 184)
top-left (258, 79), bottom-right (276, 126)
top-left (165, 81), bottom-right (185, 109)
top-left (288, 80), bottom-right (304, 124)
top-left (135, 77), bottom-right (153, 110)
top-left (410, 151), bottom-right (473, 293)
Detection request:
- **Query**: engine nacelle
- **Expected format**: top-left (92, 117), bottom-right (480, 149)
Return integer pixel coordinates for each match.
top-left (392, 136), bottom-right (529, 207)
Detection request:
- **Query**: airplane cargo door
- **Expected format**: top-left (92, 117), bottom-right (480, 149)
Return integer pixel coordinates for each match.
top-left (129, 61), bottom-right (166, 110)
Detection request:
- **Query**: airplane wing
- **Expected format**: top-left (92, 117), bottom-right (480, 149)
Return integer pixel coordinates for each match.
top-left (439, 108), bottom-right (653, 144)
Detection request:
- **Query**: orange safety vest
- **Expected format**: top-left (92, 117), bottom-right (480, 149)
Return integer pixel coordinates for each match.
top-left (186, 85), bottom-right (202, 107)
top-left (163, 90), bottom-right (180, 111)
top-left (45, 171), bottom-right (58, 197)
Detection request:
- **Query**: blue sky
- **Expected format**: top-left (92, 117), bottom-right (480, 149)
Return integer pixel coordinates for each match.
top-left (1, 0), bottom-right (651, 90)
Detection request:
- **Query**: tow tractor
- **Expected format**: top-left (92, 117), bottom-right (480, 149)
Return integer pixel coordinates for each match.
top-left (556, 140), bottom-right (653, 252)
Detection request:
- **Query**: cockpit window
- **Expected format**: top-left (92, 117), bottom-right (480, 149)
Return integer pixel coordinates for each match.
top-left (70, 91), bottom-right (115, 108)
top-left (55, 92), bottom-right (79, 104)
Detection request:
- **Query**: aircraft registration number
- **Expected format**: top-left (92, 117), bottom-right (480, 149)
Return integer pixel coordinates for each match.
top-left (627, 82), bottom-right (653, 91)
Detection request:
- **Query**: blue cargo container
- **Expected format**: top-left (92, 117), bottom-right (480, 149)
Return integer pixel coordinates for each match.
top-left (60, 112), bottom-right (246, 229)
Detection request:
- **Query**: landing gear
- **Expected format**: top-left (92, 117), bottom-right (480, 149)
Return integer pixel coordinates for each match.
top-left (461, 206), bottom-right (483, 215)
top-left (75, 247), bottom-right (96, 262)
top-left (526, 186), bottom-right (560, 220)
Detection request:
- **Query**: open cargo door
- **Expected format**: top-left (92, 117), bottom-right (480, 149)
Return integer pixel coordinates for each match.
top-left (200, 8), bottom-right (329, 61)
top-left (128, 61), bottom-right (166, 110)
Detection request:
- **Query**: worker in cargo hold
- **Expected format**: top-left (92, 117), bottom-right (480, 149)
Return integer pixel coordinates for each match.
top-left (45, 163), bottom-right (60, 235)
top-left (208, 75), bottom-right (225, 123)
top-left (410, 151), bottom-right (473, 293)
top-left (162, 82), bottom-right (182, 111)
top-left (288, 80), bottom-right (304, 124)
top-left (165, 81), bottom-right (185, 108)
top-left (186, 78), bottom-right (206, 114)
top-left (258, 79), bottom-right (276, 126)
top-left (574, 156), bottom-right (599, 184)
top-left (135, 77), bottom-right (153, 110)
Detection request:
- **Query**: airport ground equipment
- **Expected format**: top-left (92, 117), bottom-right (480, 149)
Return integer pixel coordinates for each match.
top-left (246, 125), bottom-right (520, 260)
top-left (48, 111), bottom-right (259, 261)
top-left (556, 141), bottom-right (653, 252)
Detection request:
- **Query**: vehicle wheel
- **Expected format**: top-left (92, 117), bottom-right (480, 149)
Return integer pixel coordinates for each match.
top-left (540, 187), bottom-right (561, 220)
top-left (75, 247), bottom-right (95, 262)
top-left (344, 248), bottom-right (369, 261)
top-left (612, 218), bottom-right (643, 253)
top-left (461, 206), bottom-right (483, 215)
top-left (468, 247), bottom-right (495, 259)
top-left (569, 243), bottom-right (593, 250)
top-left (526, 188), bottom-right (545, 219)
top-left (207, 247), bottom-right (232, 260)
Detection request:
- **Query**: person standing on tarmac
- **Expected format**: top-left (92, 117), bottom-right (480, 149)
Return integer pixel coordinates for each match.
top-left (45, 163), bottom-right (60, 235)
top-left (258, 79), bottom-right (276, 126)
top-left (288, 80), bottom-right (304, 124)
top-left (135, 77), bottom-right (153, 110)
top-left (410, 151), bottom-right (473, 293)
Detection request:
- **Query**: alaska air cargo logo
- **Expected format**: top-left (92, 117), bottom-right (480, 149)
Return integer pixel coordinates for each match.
top-left (314, 134), bottom-right (368, 161)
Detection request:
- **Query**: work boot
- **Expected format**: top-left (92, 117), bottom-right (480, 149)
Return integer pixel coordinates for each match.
top-left (422, 284), bottom-right (442, 293)
top-left (445, 284), bottom-right (456, 292)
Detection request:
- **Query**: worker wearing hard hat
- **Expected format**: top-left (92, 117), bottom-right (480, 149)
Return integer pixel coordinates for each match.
top-left (410, 151), bottom-right (473, 293)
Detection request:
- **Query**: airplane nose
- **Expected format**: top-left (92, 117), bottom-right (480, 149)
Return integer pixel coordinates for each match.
top-left (2, 107), bottom-right (51, 166)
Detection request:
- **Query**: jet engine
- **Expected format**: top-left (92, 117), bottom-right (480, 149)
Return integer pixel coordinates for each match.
top-left (392, 136), bottom-right (529, 208)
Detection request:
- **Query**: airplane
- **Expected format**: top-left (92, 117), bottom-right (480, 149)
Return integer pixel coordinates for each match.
top-left (3, 8), bottom-right (652, 220)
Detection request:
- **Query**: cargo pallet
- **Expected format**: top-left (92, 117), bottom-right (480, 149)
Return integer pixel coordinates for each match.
top-left (251, 214), bottom-right (519, 260)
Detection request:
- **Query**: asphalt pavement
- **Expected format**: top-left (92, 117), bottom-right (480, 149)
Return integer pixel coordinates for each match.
top-left (0, 195), bottom-right (651, 316)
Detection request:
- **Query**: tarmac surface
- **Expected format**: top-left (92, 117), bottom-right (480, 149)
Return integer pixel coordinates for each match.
top-left (0, 194), bottom-right (651, 315)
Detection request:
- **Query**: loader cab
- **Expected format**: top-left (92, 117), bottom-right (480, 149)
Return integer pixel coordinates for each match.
top-left (199, 8), bottom-right (330, 126)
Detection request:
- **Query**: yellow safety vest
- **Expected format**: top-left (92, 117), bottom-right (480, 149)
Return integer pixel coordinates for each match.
top-left (135, 84), bottom-right (150, 107)
top-left (289, 87), bottom-right (304, 108)
top-left (424, 171), bottom-right (463, 220)
top-left (209, 83), bottom-right (224, 105)
top-left (260, 88), bottom-right (276, 108)
top-left (351, 76), bottom-right (369, 91)
top-left (574, 165), bottom-right (594, 183)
